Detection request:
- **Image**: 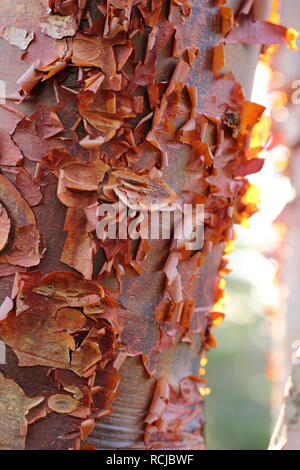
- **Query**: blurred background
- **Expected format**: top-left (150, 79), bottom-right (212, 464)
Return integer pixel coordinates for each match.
top-left (206, 0), bottom-right (300, 450)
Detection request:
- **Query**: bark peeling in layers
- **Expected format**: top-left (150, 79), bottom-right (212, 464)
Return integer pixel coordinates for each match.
top-left (0, 0), bottom-right (296, 450)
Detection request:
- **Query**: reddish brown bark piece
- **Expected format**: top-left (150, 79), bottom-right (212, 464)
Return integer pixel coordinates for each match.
top-left (145, 376), bottom-right (205, 449)
top-left (212, 43), bottom-right (225, 78)
top-left (55, 307), bottom-right (87, 330)
top-left (31, 105), bottom-right (64, 139)
top-left (220, 6), bottom-right (233, 36)
top-left (60, 208), bottom-right (96, 279)
top-left (0, 271), bottom-right (118, 376)
top-left (0, 104), bottom-right (25, 135)
top-left (103, 169), bottom-right (177, 210)
top-left (47, 394), bottom-right (79, 414)
top-left (0, 268), bottom-right (120, 447)
top-left (12, 118), bottom-right (47, 161)
top-left (59, 160), bottom-right (109, 192)
top-left (0, 130), bottom-right (23, 166)
top-left (72, 34), bottom-right (119, 74)
top-left (0, 175), bottom-right (41, 270)
top-left (77, 90), bottom-right (136, 143)
top-left (2, 166), bottom-right (42, 206)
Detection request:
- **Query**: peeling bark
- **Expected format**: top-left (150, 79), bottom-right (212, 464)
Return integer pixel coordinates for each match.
top-left (0, 0), bottom-right (290, 450)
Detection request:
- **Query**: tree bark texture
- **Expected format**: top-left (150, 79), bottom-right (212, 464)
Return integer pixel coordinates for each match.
top-left (0, 0), bottom-right (290, 450)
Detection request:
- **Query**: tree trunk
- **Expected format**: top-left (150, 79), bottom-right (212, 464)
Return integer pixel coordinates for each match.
top-left (0, 0), bottom-right (269, 450)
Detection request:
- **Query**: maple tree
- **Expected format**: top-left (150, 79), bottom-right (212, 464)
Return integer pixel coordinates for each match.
top-left (0, 0), bottom-right (297, 450)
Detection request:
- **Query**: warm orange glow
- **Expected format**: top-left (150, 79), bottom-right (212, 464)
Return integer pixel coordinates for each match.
top-left (269, 0), bottom-right (280, 24)
top-left (260, 43), bottom-right (281, 67)
top-left (213, 290), bottom-right (229, 313)
top-left (199, 387), bottom-right (211, 396)
top-left (237, 184), bottom-right (261, 229)
top-left (273, 147), bottom-right (290, 171)
top-left (200, 356), bottom-right (208, 367)
top-left (270, 90), bottom-right (288, 108)
top-left (286, 28), bottom-right (299, 50)
top-left (224, 240), bottom-right (235, 255)
top-left (211, 312), bottom-right (225, 328)
top-left (242, 184), bottom-right (261, 207)
top-left (251, 116), bottom-right (272, 148)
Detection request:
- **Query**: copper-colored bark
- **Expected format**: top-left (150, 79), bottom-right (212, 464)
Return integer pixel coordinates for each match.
top-left (0, 0), bottom-right (289, 450)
